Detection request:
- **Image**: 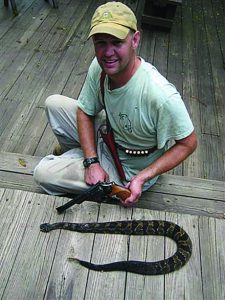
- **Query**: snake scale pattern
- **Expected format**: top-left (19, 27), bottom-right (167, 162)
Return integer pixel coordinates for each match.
top-left (40, 220), bottom-right (192, 275)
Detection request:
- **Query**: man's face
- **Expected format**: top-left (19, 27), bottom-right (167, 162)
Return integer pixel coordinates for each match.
top-left (92, 32), bottom-right (139, 77)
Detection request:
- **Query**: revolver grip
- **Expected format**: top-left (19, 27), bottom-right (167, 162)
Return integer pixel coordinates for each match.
top-left (110, 183), bottom-right (131, 201)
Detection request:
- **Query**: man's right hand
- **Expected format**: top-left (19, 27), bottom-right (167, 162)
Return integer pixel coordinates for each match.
top-left (84, 163), bottom-right (109, 185)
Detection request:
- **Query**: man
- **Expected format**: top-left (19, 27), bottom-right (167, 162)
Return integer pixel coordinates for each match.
top-left (34, 2), bottom-right (197, 207)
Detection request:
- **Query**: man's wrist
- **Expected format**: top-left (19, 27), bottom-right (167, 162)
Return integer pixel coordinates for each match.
top-left (83, 157), bottom-right (99, 168)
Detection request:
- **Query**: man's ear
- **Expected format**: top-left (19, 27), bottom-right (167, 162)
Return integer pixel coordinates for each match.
top-left (131, 31), bottom-right (140, 49)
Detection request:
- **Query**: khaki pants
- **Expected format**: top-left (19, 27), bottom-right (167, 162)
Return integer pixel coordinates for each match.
top-left (34, 95), bottom-right (124, 195)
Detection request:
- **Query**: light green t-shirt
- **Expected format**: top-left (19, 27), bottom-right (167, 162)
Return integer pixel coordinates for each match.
top-left (77, 57), bottom-right (194, 189)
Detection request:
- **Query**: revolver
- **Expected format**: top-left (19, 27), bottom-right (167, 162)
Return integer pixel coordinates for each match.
top-left (56, 181), bottom-right (131, 214)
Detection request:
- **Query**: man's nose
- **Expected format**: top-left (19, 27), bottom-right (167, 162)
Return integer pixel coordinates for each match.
top-left (104, 44), bottom-right (114, 56)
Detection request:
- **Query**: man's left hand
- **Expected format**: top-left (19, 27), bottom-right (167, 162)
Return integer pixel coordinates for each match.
top-left (120, 176), bottom-right (144, 207)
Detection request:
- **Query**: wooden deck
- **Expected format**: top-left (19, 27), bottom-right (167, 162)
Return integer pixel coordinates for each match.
top-left (0, 0), bottom-right (225, 299)
top-left (0, 186), bottom-right (225, 299)
top-left (0, 0), bottom-right (224, 180)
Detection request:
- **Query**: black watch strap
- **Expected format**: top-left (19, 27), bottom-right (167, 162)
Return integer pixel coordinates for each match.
top-left (83, 157), bottom-right (99, 168)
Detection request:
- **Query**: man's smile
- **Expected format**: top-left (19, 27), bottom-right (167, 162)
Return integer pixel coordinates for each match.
top-left (103, 59), bottom-right (118, 67)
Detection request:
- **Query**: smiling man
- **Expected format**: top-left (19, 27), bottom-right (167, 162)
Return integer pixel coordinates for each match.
top-left (34, 2), bottom-right (197, 207)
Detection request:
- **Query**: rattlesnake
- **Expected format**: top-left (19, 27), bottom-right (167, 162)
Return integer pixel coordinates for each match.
top-left (40, 220), bottom-right (192, 275)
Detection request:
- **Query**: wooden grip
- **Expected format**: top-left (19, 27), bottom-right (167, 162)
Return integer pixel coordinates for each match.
top-left (110, 183), bottom-right (131, 201)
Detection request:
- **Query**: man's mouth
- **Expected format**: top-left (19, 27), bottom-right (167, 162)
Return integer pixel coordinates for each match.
top-left (103, 59), bottom-right (118, 68)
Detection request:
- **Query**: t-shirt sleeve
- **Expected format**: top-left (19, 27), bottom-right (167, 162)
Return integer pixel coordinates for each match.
top-left (156, 91), bottom-right (194, 149)
top-left (77, 58), bottom-right (104, 116)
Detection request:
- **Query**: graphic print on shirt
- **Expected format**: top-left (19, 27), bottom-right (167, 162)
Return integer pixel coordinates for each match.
top-left (119, 113), bottom-right (132, 133)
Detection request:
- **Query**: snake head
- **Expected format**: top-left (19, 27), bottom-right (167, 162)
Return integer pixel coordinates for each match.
top-left (40, 223), bottom-right (51, 232)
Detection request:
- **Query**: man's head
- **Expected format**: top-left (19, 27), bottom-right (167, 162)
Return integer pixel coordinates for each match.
top-left (88, 2), bottom-right (137, 40)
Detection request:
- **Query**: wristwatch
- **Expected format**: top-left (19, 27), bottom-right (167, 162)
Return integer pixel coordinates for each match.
top-left (83, 157), bottom-right (99, 168)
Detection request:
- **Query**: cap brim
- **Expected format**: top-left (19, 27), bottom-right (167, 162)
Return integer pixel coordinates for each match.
top-left (88, 23), bottom-right (130, 40)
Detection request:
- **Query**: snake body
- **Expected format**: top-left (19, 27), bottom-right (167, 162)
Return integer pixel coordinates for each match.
top-left (40, 220), bottom-right (192, 275)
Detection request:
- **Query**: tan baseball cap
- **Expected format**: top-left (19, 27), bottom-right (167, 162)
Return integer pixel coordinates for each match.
top-left (88, 2), bottom-right (137, 39)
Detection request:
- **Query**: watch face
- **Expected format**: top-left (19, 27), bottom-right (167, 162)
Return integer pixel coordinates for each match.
top-left (83, 157), bottom-right (99, 168)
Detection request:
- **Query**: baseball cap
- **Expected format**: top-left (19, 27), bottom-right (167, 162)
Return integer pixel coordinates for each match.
top-left (88, 2), bottom-right (137, 39)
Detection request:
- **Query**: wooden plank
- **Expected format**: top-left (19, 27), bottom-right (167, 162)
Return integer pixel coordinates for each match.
top-left (201, 0), bottom-right (225, 181)
top-left (28, 0), bottom-right (88, 54)
top-left (0, 36), bottom-right (34, 102)
top-left (164, 212), bottom-right (203, 299)
top-left (0, 188), bottom-right (224, 299)
top-left (151, 174), bottom-right (225, 198)
top-left (181, 0), bottom-right (204, 179)
top-left (142, 14), bottom-right (174, 28)
top-left (85, 204), bottom-right (132, 300)
top-left (138, 25), bottom-right (157, 63)
top-left (192, 0), bottom-right (219, 136)
top-left (0, 151), bottom-right (42, 174)
top-left (0, 189), bottom-right (35, 298)
top-left (0, 189), bottom-right (65, 299)
top-left (10, 0), bottom-right (57, 32)
top-left (0, 152), bottom-right (224, 219)
top-left (125, 208), bottom-right (165, 299)
top-left (166, 4), bottom-right (183, 176)
top-left (152, 30), bottom-right (169, 78)
top-left (1, 152), bottom-right (224, 200)
top-left (167, 4), bottom-right (183, 102)
top-left (34, 0), bottom-right (106, 156)
top-left (141, 0), bottom-right (182, 29)
top-left (44, 201), bottom-right (100, 299)
top-left (34, 122), bottom-right (58, 156)
top-left (214, 218), bottom-right (225, 298)
top-left (199, 216), bottom-right (225, 299)
top-left (0, 51), bottom-right (62, 151)
top-left (6, 0), bottom-right (102, 156)
top-left (0, 167), bottom-right (224, 219)
top-left (212, 0), bottom-right (225, 67)
top-left (0, 171), bottom-right (42, 193)
top-left (137, 190), bottom-right (225, 219)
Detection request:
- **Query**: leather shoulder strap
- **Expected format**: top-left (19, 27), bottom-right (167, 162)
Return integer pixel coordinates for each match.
top-left (100, 71), bottom-right (106, 104)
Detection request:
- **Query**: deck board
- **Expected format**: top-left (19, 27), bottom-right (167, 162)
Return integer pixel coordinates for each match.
top-left (0, 0), bottom-right (225, 298)
top-left (0, 151), bottom-right (224, 219)
top-left (0, 0), bottom-right (224, 180)
top-left (0, 188), bottom-right (224, 299)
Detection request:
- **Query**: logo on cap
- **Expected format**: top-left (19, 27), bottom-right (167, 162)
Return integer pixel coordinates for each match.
top-left (101, 11), bottom-right (113, 20)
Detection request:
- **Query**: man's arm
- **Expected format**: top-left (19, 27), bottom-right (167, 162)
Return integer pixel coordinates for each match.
top-left (77, 108), bottom-right (109, 185)
top-left (123, 131), bottom-right (197, 207)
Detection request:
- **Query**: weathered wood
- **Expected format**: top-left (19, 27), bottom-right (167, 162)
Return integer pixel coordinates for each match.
top-left (192, 0), bottom-right (219, 137)
top-left (0, 0), bottom-right (225, 184)
top-left (141, 0), bottom-right (181, 29)
top-left (181, 0), bottom-right (204, 179)
top-left (125, 209), bottom-right (165, 299)
top-left (199, 217), bottom-right (225, 299)
top-left (0, 0), bottom-right (225, 297)
top-left (212, 0), bottom-right (225, 67)
top-left (164, 212), bottom-right (203, 299)
top-left (85, 204), bottom-right (131, 300)
top-left (3, 0), bottom-right (18, 16)
top-left (0, 189), bottom-right (64, 299)
top-left (2, 151), bottom-right (225, 199)
top-left (0, 151), bottom-right (41, 174)
top-left (44, 201), bottom-right (100, 299)
top-left (166, 5), bottom-right (183, 176)
top-left (0, 0), bottom-right (100, 156)
top-left (0, 152), bottom-right (224, 219)
top-left (0, 188), bottom-right (224, 299)
top-left (0, 171), bottom-right (42, 193)
top-left (201, 0), bottom-right (225, 181)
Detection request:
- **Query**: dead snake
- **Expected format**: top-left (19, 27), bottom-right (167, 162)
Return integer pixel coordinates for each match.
top-left (40, 220), bottom-right (192, 275)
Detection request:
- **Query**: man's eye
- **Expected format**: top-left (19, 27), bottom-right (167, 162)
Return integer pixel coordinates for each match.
top-left (95, 41), bottom-right (105, 46)
top-left (114, 41), bottom-right (123, 46)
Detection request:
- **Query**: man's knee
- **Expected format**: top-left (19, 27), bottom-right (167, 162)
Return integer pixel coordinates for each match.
top-left (45, 94), bottom-right (62, 112)
top-left (33, 163), bottom-right (51, 187)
